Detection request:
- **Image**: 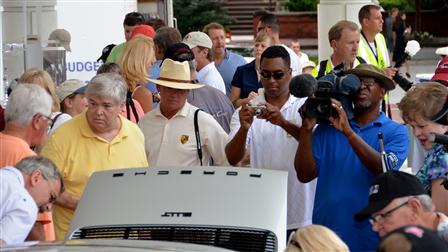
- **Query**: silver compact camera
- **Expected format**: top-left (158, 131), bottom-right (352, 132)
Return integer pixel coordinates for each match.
top-left (251, 105), bottom-right (266, 116)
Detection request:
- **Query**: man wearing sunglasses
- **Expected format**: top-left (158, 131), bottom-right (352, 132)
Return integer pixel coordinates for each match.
top-left (0, 156), bottom-right (64, 245)
top-left (226, 46), bottom-right (316, 237)
top-left (355, 170), bottom-right (448, 242)
top-left (295, 64), bottom-right (409, 251)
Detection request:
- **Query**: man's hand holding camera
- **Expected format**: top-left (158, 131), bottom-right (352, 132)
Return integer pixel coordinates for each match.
top-left (328, 99), bottom-right (355, 138)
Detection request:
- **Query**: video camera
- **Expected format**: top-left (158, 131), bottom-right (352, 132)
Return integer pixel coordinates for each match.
top-left (290, 72), bottom-right (361, 124)
top-left (392, 40), bottom-right (421, 91)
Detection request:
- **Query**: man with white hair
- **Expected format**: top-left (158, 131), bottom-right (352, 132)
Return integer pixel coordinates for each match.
top-left (41, 73), bottom-right (148, 240)
top-left (355, 170), bottom-right (448, 242)
top-left (0, 156), bottom-right (64, 245)
top-left (0, 84), bottom-right (53, 167)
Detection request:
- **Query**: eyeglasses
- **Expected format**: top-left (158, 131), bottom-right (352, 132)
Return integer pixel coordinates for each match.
top-left (41, 172), bottom-right (57, 204)
top-left (260, 70), bottom-right (287, 80)
top-left (369, 200), bottom-right (409, 225)
top-left (360, 78), bottom-right (378, 88)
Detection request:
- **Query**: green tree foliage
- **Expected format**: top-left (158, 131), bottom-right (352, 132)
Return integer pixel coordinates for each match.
top-left (379, 0), bottom-right (414, 11)
top-left (284, 0), bottom-right (318, 11)
top-left (173, 0), bottom-right (235, 37)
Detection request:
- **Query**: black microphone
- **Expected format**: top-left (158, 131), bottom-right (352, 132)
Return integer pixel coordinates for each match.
top-left (429, 133), bottom-right (448, 145)
top-left (290, 73), bottom-right (317, 98)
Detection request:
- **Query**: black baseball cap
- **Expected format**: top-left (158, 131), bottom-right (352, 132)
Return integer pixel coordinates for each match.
top-left (376, 225), bottom-right (448, 252)
top-left (354, 170), bottom-right (427, 222)
top-left (97, 44), bottom-right (116, 62)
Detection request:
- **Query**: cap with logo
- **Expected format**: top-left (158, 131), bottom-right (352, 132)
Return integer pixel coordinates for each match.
top-left (354, 170), bottom-right (427, 222)
top-left (48, 29), bottom-right (71, 52)
top-left (97, 44), bottom-right (116, 62)
top-left (182, 31), bottom-right (212, 49)
top-left (56, 79), bottom-right (87, 102)
top-left (431, 55), bottom-right (448, 82)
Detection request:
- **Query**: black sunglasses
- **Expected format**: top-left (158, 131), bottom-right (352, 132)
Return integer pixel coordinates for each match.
top-left (260, 70), bottom-right (287, 80)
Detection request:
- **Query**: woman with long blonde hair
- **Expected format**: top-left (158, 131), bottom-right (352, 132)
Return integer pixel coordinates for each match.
top-left (19, 68), bottom-right (71, 133)
top-left (119, 34), bottom-right (155, 114)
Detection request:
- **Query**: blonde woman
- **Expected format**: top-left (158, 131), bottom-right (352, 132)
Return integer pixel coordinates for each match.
top-left (229, 33), bottom-right (275, 108)
top-left (286, 225), bottom-right (349, 252)
top-left (19, 68), bottom-right (71, 134)
top-left (119, 34), bottom-right (155, 114)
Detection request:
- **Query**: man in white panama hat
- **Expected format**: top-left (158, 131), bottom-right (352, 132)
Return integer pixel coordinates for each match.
top-left (138, 59), bottom-right (230, 167)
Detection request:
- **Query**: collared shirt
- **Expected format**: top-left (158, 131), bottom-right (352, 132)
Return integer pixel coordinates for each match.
top-left (0, 166), bottom-right (38, 244)
top-left (197, 62), bottom-right (226, 94)
top-left (215, 49), bottom-right (247, 96)
top-left (41, 111), bottom-right (148, 240)
top-left (312, 113), bottom-right (409, 251)
top-left (231, 60), bottom-right (262, 99)
top-left (229, 95), bottom-right (316, 229)
top-left (138, 102), bottom-right (229, 167)
top-left (106, 42), bottom-right (126, 63)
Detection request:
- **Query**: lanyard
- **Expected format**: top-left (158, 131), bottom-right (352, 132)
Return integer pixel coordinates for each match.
top-left (361, 31), bottom-right (378, 62)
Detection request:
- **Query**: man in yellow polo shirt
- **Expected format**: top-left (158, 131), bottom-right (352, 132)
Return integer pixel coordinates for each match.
top-left (357, 4), bottom-right (397, 77)
top-left (41, 73), bottom-right (148, 240)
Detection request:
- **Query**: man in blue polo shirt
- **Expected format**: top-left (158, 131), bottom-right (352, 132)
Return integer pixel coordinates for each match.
top-left (203, 22), bottom-right (246, 97)
top-left (294, 64), bottom-right (409, 252)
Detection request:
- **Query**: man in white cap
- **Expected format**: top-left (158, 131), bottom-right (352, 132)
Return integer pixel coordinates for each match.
top-left (183, 31), bottom-right (226, 94)
top-left (138, 59), bottom-right (229, 167)
top-left (56, 79), bottom-right (87, 117)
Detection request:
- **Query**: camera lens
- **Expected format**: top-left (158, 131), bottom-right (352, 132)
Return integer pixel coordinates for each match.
top-left (317, 102), bottom-right (331, 114)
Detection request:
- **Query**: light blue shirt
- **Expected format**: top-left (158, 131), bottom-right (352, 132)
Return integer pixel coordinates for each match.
top-left (215, 49), bottom-right (246, 96)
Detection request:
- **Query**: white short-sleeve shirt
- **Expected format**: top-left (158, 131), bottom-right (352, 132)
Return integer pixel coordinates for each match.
top-left (0, 167), bottom-right (38, 244)
top-left (229, 95), bottom-right (316, 229)
top-left (197, 62), bottom-right (226, 94)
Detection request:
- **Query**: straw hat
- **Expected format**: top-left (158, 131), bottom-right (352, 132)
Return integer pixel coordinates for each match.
top-left (148, 59), bottom-right (204, 90)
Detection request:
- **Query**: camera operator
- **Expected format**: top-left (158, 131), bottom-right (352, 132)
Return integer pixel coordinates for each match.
top-left (398, 82), bottom-right (448, 215)
top-left (295, 64), bottom-right (409, 251)
top-left (226, 46), bottom-right (316, 237)
top-left (312, 20), bottom-right (366, 79)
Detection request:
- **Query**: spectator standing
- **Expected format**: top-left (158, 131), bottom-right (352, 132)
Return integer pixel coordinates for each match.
top-left (56, 79), bottom-right (87, 118)
top-left (230, 33), bottom-right (274, 108)
top-left (183, 31), bottom-right (226, 94)
top-left (0, 84), bottom-right (55, 242)
top-left (392, 12), bottom-right (411, 77)
top-left (295, 64), bottom-right (409, 251)
top-left (203, 22), bottom-right (246, 96)
top-left (226, 46), bottom-right (316, 235)
top-left (398, 82), bottom-right (448, 215)
top-left (289, 39), bottom-right (309, 67)
top-left (0, 156), bottom-right (63, 245)
top-left (106, 12), bottom-right (146, 63)
top-left (311, 20), bottom-right (364, 79)
top-left (384, 8), bottom-right (398, 59)
top-left (138, 59), bottom-right (229, 167)
top-left (358, 5), bottom-right (397, 77)
top-left (40, 73), bottom-right (148, 240)
top-left (256, 13), bottom-right (301, 76)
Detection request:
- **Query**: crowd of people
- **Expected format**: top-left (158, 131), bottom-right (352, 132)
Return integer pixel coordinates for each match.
top-left (1, 3), bottom-right (448, 252)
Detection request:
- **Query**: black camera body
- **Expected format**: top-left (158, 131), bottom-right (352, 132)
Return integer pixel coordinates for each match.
top-left (302, 72), bottom-right (361, 124)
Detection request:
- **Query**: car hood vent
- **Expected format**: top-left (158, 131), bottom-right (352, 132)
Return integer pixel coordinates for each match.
top-left (71, 225), bottom-right (277, 252)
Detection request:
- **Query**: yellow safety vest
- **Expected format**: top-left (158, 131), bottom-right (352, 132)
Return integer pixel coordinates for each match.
top-left (358, 32), bottom-right (389, 69)
top-left (311, 57), bottom-right (365, 78)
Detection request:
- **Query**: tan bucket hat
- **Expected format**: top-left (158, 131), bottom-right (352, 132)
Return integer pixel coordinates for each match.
top-left (148, 59), bottom-right (204, 90)
top-left (345, 64), bottom-right (395, 91)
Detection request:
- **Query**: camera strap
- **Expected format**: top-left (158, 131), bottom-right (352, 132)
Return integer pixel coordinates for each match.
top-left (361, 31), bottom-right (379, 62)
top-left (194, 109), bottom-right (203, 166)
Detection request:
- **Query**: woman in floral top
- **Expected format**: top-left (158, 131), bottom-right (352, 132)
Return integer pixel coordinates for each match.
top-left (399, 82), bottom-right (448, 215)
